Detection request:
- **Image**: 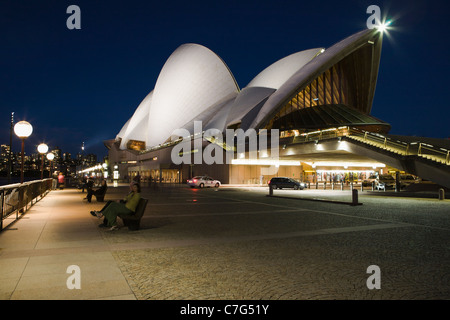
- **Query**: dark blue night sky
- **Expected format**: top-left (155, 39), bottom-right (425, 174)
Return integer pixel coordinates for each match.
top-left (1, 0), bottom-right (449, 159)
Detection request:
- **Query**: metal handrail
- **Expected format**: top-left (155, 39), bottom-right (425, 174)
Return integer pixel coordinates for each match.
top-left (347, 128), bottom-right (449, 165)
top-left (1, 178), bottom-right (53, 231)
top-left (291, 127), bottom-right (350, 144)
top-left (287, 126), bottom-right (449, 166)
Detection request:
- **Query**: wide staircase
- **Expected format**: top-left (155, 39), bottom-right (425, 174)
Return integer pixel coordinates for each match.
top-left (345, 128), bottom-right (450, 188)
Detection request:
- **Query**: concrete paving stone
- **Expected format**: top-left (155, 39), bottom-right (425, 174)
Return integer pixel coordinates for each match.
top-left (7, 251), bottom-right (134, 300)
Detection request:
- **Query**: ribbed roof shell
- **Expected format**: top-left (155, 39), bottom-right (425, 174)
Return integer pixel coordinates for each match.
top-left (246, 48), bottom-right (323, 89)
top-left (251, 29), bottom-right (382, 130)
top-left (118, 91), bottom-right (153, 149)
top-left (145, 43), bottom-right (239, 147)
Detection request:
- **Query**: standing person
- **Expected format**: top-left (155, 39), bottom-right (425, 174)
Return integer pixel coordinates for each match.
top-left (91, 183), bottom-right (141, 230)
top-left (83, 178), bottom-right (94, 200)
top-left (87, 177), bottom-right (94, 191)
top-left (57, 172), bottom-right (65, 189)
top-left (81, 176), bottom-right (88, 192)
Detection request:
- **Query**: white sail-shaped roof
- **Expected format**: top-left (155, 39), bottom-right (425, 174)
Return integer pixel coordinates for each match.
top-left (145, 43), bottom-right (239, 147)
top-left (116, 118), bottom-right (130, 141)
top-left (246, 48), bottom-right (323, 89)
top-left (251, 29), bottom-right (380, 129)
top-left (119, 91), bottom-right (153, 149)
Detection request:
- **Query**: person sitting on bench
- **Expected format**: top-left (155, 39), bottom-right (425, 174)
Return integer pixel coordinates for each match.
top-left (91, 183), bottom-right (141, 230)
top-left (85, 180), bottom-right (107, 203)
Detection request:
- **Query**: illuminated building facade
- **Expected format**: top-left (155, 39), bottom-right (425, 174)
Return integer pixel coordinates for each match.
top-left (106, 28), bottom-right (449, 187)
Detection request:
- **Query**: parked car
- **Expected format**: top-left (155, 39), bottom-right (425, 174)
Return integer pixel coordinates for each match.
top-left (362, 175), bottom-right (378, 187)
top-left (268, 177), bottom-right (307, 190)
top-left (375, 174), bottom-right (396, 190)
top-left (399, 174), bottom-right (419, 189)
top-left (187, 176), bottom-right (221, 188)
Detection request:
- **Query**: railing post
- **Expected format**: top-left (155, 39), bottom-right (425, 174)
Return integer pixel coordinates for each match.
top-left (0, 190), bottom-right (3, 231)
top-left (18, 186), bottom-right (24, 216)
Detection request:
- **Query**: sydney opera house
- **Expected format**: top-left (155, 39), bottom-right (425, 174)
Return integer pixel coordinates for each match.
top-left (104, 28), bottom-right (450, 188)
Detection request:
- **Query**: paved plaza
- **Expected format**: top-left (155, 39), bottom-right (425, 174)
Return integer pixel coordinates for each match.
top-left (0, 183), bottom-right (449, 301)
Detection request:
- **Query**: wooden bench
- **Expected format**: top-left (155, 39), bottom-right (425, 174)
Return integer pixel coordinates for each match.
top-left (118, 198), bottom-right (148, 231)
top-left (94, 187), bottom-right (108, 202)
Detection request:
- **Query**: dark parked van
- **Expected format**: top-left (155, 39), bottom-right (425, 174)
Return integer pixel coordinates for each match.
top-left (268, 177), bottom-right (307, 190)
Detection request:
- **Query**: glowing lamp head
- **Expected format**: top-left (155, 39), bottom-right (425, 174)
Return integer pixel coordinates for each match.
top-left (37, 143), bottom-right (49, 154)
top-left (377, 20), bottom-right (391, 33)
top-left (14, 121), bottom-right (33, 138)
top-left (46, 153), bottom-right (55, 161)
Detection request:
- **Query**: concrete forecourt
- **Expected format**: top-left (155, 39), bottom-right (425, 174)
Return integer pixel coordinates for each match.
top-left (0, 183), bottom-right (449, 301)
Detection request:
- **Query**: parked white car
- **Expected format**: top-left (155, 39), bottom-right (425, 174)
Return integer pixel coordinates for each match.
top-left (362, 175), bottom-right (378, 187)
top-left (375, 174), bottom-right (396, 190)
top-left (187, 176), bottom-right (221, 188)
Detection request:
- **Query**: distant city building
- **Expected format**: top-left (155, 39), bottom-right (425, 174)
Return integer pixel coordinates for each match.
top-left (63, 152), bottom-right (71, 162)
top-left (86, 154), bottom-right (97, 165)
top-left (0, 143), bottom-right (103, 180)
top-left (0, 144), bottom-right (10, 170)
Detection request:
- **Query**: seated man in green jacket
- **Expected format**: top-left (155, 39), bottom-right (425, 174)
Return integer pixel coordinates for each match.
top-left (91, 183), bottom-right (141, 230)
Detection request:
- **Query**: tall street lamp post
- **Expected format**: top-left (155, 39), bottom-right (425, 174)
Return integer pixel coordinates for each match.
top-left (81, 141), bottom-right (85, 176)
top-left (8, 112), bottom-right (14, 184)
top-left (14, 121), bottom-right (33, 184)
top-left (37, 143), bottom-right (49, 180)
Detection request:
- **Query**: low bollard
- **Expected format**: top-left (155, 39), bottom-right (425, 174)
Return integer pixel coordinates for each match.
top-left (351, 189), bottom-right (359, 206)
top-left (269, 184), bottom-right (273, 196)
top-left (439, 188), bottom-right (445, 200)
